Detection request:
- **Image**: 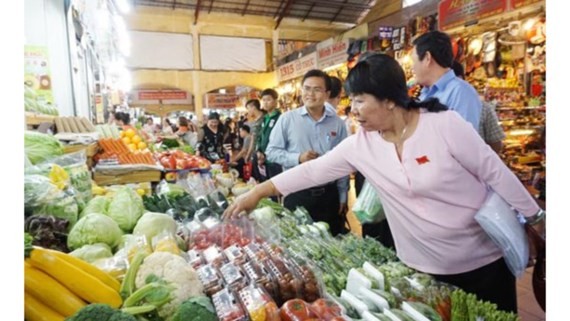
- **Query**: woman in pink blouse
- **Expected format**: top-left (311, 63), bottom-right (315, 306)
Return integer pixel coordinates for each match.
top-left (224, 54), bottom-right (544, 312)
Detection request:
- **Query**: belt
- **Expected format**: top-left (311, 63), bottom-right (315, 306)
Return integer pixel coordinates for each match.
top-left (307, 183), bottom-right (336, 197)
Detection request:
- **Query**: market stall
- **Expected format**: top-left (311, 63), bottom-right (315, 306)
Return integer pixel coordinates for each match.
top-left (439, 0), bottom-right (546, 187)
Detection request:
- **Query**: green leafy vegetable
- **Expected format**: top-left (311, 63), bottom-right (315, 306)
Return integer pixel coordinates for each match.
top-left (67, 213), bottom-right (123, 250)
top-left (107, 187), bottom-right (145, 232)
top-left (24, 131), bottom-right (64, 165)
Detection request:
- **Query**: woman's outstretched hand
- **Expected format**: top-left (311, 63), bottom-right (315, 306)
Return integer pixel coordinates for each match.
top-left (222, 189), bottom-right (262, 220)
top-left (222, 181), bottom-right (280, 220)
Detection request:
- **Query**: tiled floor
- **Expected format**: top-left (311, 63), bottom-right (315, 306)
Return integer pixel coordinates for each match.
top-left (345, 178), bottom-right (546, 320)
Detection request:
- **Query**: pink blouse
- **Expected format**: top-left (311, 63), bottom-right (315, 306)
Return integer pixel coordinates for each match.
top-left (271, 110), bottom-right (539, 275)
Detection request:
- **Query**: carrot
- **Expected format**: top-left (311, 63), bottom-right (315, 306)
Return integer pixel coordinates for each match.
top-left (118, 140), bottom-right (129, 153)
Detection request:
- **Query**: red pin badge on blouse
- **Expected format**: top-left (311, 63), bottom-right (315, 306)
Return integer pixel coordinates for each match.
top-left (416, 155), bottom-right (430, 165)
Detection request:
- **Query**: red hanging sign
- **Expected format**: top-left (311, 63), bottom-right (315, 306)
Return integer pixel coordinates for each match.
top-left (510, 0), bottom-right (542, 9)
top-left (438, 0), bottom-right (508, 30)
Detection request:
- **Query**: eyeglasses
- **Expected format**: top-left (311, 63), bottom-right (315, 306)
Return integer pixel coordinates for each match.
top-left (302, 86), bottom-right (326, 94)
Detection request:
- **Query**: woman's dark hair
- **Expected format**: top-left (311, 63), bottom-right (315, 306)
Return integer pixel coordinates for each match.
top-left (208, 112), bottom-right (220, 120)
top-left (240, 124), bottom-right (251, 133)
top-left (115, 112), bottom-right (131, 125)
top-left (246, 99), bottom-right (261, 110)
top-left (178, 116), bottom-right (189, 127)
top-left (165, 118), bottom-right (172, 125)
top-left (344, 53), bottom-right (448, 113)
top-left (329, 76), bottom-right (343, 99)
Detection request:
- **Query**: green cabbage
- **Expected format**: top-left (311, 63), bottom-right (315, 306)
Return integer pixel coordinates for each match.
top-left (81, 196), bottom-right (110, 218)
top-left (70, 243), bottom-right (113, 263)
top-left (107, 187), bottom-right (144, 232)
top-left (24, 131), bottom-right (64, 165)
top-left (132, 212), bottom-right (177, 243)
top-left (67, 213), bottom-right (123, 250)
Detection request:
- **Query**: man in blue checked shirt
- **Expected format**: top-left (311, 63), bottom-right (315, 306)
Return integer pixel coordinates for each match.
top-left (266, 70), bottom-right (350, 236)
top-left (412, 31), bottom-right (482, 129)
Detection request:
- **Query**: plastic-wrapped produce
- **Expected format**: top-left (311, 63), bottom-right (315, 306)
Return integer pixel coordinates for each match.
top-left (212, 289), bottom-right (248, 321)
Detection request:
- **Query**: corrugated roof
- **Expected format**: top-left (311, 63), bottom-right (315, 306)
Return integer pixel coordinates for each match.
top-left (134, 0), bottom-right (377, 27)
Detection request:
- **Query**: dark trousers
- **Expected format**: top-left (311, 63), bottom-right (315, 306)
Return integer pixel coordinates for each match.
top-left (283, 183), bottom-right (347, 236)
top-left (430, 258), bottom-right (517, 313)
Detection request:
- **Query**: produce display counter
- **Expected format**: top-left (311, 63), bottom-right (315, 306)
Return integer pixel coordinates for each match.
top-left (93, 165), bottom-right (163, 186)
top-left (25, 112), bottom-right (56, 126)
top-left (63, 142), bottom-right (99, 169)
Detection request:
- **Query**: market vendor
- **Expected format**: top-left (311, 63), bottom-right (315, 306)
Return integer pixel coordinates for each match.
top-left (224, 53), bottom-right (545, 313)
top-left (197, 112), bottom-right (225, 162)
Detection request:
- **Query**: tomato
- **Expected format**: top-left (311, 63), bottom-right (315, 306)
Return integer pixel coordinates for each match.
top-left (280, 299), bottom-right (314, 321)
top-left (310, 299), bottom-right (342, 320)
top-left (176, 158), bottom-right (188, 169)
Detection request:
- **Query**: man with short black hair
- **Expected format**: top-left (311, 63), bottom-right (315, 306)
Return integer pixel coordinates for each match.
top-left (257, 88), bottom-right (283, 179)
top-left (245, 99), bottom-right (264, 162)
top-left (266, 70), bottom-right (349, 236)
top-left (412, 30), bottom-right (482, 129)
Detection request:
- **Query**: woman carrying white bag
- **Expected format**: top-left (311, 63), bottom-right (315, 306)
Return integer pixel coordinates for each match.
top-left (224, 53), bottom-right (544, 313)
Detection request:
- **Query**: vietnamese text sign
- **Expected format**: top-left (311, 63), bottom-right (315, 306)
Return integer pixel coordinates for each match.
top-left (510, 0), bottom-right (542, 9)
top-left (277, 52), bottom-right (318, 82)
top-left (130, 90), bottom-right (193, 105)
top-left (317, 39), bottom-right (349, 69)
top-left (205, 93), bottom-right (240, 109)
top-left (439, 0), bottom-right (508, 30)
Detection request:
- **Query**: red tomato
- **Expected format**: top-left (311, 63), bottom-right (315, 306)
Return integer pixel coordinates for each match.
top-left (280, 299), bottom-right (314, 321)
top-left (310, 299), bottom-right (342, 320)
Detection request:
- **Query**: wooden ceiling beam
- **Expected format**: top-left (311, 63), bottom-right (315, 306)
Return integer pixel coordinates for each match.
top-left (329, 0), bottom-right (348, 23)
top-left (194, 0), bottom-right (202, 24)
top-left (274, 0), bottom-right (285, 18)
top-left (274, 0), bottom-right (295, 30)
top-left (208, 0), bottom-right (215, 13)
top-left (302, 2), bottom-right (315, 21)
top-left (241, 0), bottom-right (251, 15)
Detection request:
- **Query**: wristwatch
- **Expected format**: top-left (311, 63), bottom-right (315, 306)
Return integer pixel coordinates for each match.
top-left (526, 209), bottom-right (546, 225)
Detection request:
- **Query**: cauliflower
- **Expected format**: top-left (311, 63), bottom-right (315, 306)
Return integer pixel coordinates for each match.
top-left (135, 252), bottom-right (204, 320)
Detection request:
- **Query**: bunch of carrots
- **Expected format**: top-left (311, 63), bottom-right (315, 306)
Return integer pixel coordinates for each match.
top-left (97, 138), bottom-right (156, 165)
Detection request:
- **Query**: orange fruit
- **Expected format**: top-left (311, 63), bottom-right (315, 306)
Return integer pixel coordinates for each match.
top-left (122, 137), bottom-right (131, 145)
top-left (120, 131), bottom-right (126, 138)
top-left (128, 143), bottom-right (137, 151)
top-left (125, 128), bottom-right (136, 138)
top-left (137, 142), bottom-right (147, 150)
top-left (132, 135), bottom-right (142, 144)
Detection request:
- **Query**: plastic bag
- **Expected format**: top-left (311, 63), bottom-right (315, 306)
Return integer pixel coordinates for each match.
top-left (152, 231), bottom-right (181, 255)
top-left (353, 181), bottom-right (386, 224)
top-left (155, 179), bottom-right (187, 198)
top-left (474, 189), bottom-right (529, 277)
top-left (27, 151), bottom-right (93, 212)
top-left (182, 172), bottom-right (217, 199)
top-left (24, 174), bottom-right (79, 228)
